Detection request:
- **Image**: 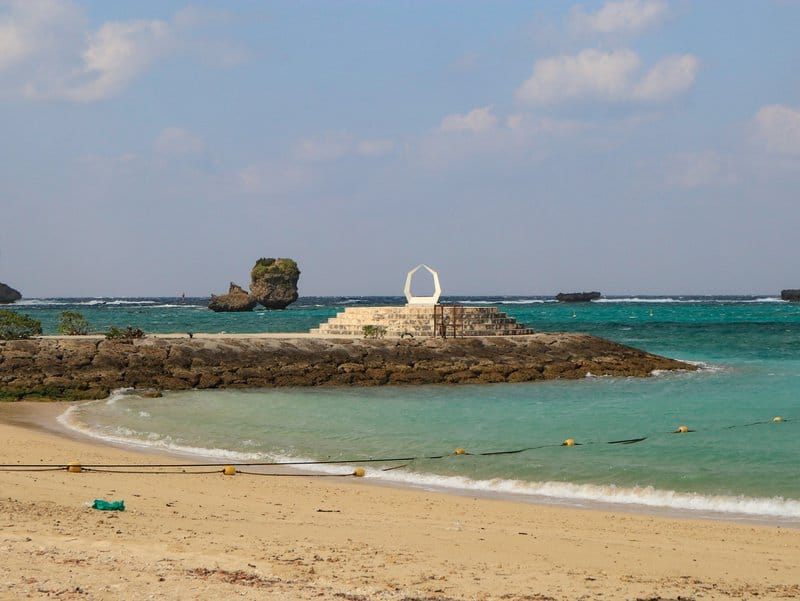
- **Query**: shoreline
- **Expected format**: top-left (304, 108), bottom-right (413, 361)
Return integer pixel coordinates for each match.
top-left (1, 401), bottom-right (799, 600)
top-left (8, 399), bottom-right (800, 530)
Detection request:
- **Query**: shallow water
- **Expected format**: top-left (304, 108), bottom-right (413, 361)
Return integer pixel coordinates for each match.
top-left (42, 295), bottom-right (800, 523)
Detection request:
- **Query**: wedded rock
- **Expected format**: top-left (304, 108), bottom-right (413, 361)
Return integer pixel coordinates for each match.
top-left (249, 258), bottom-right (300, 310)
top-left (555, 291), bottom-right (601, 302)
top-left (208, 283), bottom-right (257, 312)
top-left (0, 282), bottom-right (21, 304)
top-left (781, 289), bottom-right (800, 302)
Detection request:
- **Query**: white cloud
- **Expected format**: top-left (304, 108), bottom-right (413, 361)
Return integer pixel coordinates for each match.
top-left (154, 127), bottom-right (205, 158)
top-left (0, 0), bottom-right (172, 102)
top-left (439, 106), bottom-right (498, 133)
top-left (665, 151), bottom-right (739, 189)
top-left (517, 49), bottom-right (698, 105)
top-left (0, 0), bottom-right (84, 71)
top-left (356, 139), bottom-right (395, 157)
top-left (633, 54), bottom-right (699, 100)
top-left (571, 0), bottom-right (670, 36)
top-left (57, 20), bottom-right (171, 102)
top-left (0, 0), bottom-right (242, 102)
top-left (294, 133), bottom-right (355, 162)
top-left (295, 132), bottom-right (395, 161)
top-left (237, 161), bottom-right (311, 195)
top-left (754, 104), bottom-right (800, 155)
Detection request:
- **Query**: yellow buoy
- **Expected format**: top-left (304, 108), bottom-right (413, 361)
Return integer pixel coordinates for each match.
top-left (67, 461), bottom-right (82, 473)
top-left (773, 416), bottom-right (783, 422)
top-left (223, 465), bottom-right (236, 476)
top-left (562, 438), bottom-right (576, 447)
top-left (353, 467), bottom-right (366, 477)
top-left (453, 448), bottom-right (466, 455)
top-left (676, 425), bottom-right (689, 433)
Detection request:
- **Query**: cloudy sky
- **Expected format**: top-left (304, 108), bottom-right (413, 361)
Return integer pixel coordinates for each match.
top-left (1, 0), bottom-right (798, 297)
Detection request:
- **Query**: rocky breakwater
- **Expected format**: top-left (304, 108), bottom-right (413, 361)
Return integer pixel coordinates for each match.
top-left (0, 334), bottom-right (695, 401)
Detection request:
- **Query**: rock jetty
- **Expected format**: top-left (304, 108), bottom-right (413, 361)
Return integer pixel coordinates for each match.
top-left (0, 333), bottom-right (695, 401)
top-left (781, 289), bottom-right (800, 302)
top-left (0, 283), bottom-right (21, 304)
top-left (208, 283), bottom-right (257, 312)
top-left (556, 291), bottom-right (601, 302)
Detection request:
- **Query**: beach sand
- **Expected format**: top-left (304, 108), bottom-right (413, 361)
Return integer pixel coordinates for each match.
top-left (1, 402), bottom-right (798, 600)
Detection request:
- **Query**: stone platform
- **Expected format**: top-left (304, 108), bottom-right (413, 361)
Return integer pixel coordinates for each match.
top-left (310, 305), bottom-right (534, 337)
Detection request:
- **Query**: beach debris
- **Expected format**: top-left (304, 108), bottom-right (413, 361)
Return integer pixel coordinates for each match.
top-left (67, 461), bottom-right (82, 473)
top-left (223, 465), bottom-right (236, 476)
top-left (91, 499), bottom-right (125, 511)
top-left (352, 467), bottom-right (366, 477)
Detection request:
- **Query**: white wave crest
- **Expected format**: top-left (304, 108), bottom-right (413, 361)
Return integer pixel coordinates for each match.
top-left (369, 469), bottom-right (800, 520)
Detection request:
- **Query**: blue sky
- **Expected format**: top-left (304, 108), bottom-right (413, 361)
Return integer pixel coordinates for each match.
top-left (1, 0), bottom-right (799, 297)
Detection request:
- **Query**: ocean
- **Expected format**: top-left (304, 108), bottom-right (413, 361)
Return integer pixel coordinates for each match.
top-left (14, 295), bottom-right (800, 524)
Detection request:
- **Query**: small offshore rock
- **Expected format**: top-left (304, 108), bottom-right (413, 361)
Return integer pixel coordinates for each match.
top-left (555, 291), bottom-right (602, 303)
top-left (0, 282), bottom-right (22, 304)
top-left (249, 258), bottom-right (300, 310)
top-left (208, 283), bottom-right (258, 312)
top-left (780, 289), bottom-right (800, 302)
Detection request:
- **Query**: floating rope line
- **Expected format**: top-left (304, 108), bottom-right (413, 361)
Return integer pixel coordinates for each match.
top-left (0, 415), bottom-right (793, 475)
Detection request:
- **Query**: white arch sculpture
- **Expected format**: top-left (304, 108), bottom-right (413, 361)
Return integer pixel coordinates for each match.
top-left (404, 264), bottom-right (442, 305)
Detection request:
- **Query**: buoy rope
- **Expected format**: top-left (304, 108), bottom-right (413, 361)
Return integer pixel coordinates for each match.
top-left (0, 415), bottom-right (793, 474)
top-left (236, 470), bottom-right (354, 477)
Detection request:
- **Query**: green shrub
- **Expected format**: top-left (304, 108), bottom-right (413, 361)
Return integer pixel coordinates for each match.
top-left (362, 324), bottom-right (387, 339)
top-left (105, 326), bottom-right (145, 339)
top-left (0, 310), bottom-right (42, 340)
top-left (251, 257), bottom-right (300, 280)
top-left (57, 311), bottom-right (90, 335)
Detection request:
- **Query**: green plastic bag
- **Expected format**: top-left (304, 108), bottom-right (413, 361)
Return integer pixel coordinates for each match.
top-left (91, 499), bottom-right (125, 511)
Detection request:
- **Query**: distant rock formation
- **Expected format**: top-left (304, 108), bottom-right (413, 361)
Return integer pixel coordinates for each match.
top-left (249, 258), bottom-right (300, 310)
top-left (556, 291), bottom-right (601, 303)
top-left (781, 289), bottom-right (800, 302)
top-left (0, 283), bottom-right (21, 304)
top-left (208, 283), bottom-right (257, 312)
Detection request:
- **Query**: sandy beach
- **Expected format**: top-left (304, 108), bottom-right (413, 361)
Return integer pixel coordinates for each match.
top-left (1, 402), bottom-right (798, 600)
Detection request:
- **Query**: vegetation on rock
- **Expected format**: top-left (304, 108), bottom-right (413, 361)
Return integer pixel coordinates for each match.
top-left (105, 326), bottom-right (145, 339)
top-left (0, 310), bottom-right (42, 339)
top-left (57, 311), bottom-right (90, 335)
top-left (362, 325), bottom-right (387, 339)
top-left (251, 257), bottom-right (300, 280)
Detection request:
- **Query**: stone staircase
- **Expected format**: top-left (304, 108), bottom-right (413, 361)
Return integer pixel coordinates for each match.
top-left (310, 305), bottom-right (534, 337)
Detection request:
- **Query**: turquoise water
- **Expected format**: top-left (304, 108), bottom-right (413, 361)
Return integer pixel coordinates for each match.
top-left (14, 295), bottom-right (799, 522)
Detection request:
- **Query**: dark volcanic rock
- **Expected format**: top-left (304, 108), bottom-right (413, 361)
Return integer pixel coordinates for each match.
top-left (781, 289), bottom-right (800, 302)
top-left (556, 291), bottom-right (601, 302)
top-left (0, 283), bottom-right (21, 304)
top-left (0, 333), bottom-right (696, 400)
top-left (249, 258), bottom-right (300, 310)
top-left (208, 283), bottom-right (257, 312)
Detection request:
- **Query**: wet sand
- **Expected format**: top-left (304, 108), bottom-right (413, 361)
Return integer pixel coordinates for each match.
top-left (1, 401), bottom-right (799, 600)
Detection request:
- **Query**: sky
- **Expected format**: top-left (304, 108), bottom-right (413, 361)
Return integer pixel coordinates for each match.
top-left (1, 0), bottom-right (799, 297)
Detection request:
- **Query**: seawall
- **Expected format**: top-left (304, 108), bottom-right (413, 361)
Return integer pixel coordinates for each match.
top-left (0, 333), bottom-right (696, 401)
